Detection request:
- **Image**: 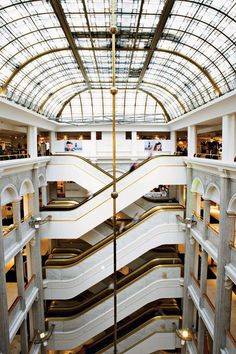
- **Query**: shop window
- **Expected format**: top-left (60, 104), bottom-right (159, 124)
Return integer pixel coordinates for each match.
top-left (56, 132), bottom-right (91, 140)
top-left (137, 132), bottom-right (170, 140)
top-left (125, 132), bottom-right (132, 140)
top-left (96, 132), bottom-right (102, 140)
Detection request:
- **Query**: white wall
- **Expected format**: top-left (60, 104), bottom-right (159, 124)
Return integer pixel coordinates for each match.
top-left (53, 132), bottom-right (174, 159)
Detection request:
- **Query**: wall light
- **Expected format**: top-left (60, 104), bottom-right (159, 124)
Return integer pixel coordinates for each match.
top-left (176, 328), bottom-right (192, 345)
top-left (34, 324), bottom-right (55, 346)
top-left (29, 215), bottom-right (51, 229)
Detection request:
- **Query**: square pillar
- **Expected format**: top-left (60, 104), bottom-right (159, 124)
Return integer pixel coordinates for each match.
top-left (187, 125), bottom-right (197, 158)
top-left (199, 249), bottom-right (208, 306)
top-left (15, 252), bottom-right (28, 353)
top-left (170, 131), bottom-right (177, 154)
top-left (90, 131), bottom-right (97, 158)
top-left (131, 131), bottom-right (137, 157)
top-left (30, 166), bottom-right (45, 333)
top-left (213, 172), bottom-right (234, 353)
top-left (222, 114), bottom-right (236, 163)
top-left (12, 199), bottom-right (23, 241)
top-left (0, 196), bottom-right (10, 353)
top-left (182, 164), bottom-right (196, 328)
top-left (198, 318), bottom-right (207, 354)
top-left (27, 126), bottom-right (38, 159)
top-left (41, 185), bottom-right (48, 207)
top-left (203, 199), bottom-right (211, 240)
top-left (49, 131), bottom-right (56, 155)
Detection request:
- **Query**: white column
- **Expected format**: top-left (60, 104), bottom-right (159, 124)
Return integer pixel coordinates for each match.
top-left (12, 199), bottom-right (22, 241)
top-left (28, 193), bottom-right (35, 216)
top-left (187, 125), bottom-right (197, 158)
top-left (90, 131), bottom-right (97, 160)
top-left (27, 126), bottom-right (37, 159)
top-left (170, 131), bottom-right (177, 154)
top-left (0, 195), bottom-right (10, 353)
top-left (49, 131), bottom-right (56, 155)
top-left (31, 167), bottom-right (45, 333)
top-left (41, 185), bottom-right (48, 206)
top-left (131, 131), bottom-right (137, 158)
top-left (195, 193), bottom-right (201, 216)
top-left (222, 114), bottom-right (236, 163)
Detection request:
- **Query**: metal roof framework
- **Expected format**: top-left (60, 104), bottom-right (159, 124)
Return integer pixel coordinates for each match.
top-left (0, 0), bottom-right (235, 123)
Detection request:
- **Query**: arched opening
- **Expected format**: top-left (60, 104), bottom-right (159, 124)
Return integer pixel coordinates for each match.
top-left (19, 179), bottom-right (34, 219)
top-left (191, 177), bottom-right (204, 218)
top-left (38, 174), bottom-right (47, 207)
top-left (204, 183), bottom-right (221, 233)
top-left (1, 185), bottom-right (18, 236)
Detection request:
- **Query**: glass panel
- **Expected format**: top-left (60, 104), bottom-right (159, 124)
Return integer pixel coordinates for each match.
top-left (60, 89), bottom-right (166, 123)
top-left (0, 0), bottom-right (235, 121)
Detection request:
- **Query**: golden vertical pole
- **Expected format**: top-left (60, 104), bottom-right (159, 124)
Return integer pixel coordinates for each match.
top-left (110, 0), bottom-right (118, 352)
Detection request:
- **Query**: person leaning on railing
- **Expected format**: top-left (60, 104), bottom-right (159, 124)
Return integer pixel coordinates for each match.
top-left (0, 151), bottom-right (29, 160)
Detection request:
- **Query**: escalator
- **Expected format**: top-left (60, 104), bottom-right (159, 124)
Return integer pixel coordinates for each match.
top-left (43, 205), bottom-right (185, 299)
top-left (46, 252), bottom-right (182, 316)
top-left (40, 155), bottom-right (186, 239)
top-left (49, 300), bottom-right (181, 353)
top-left (46, 259), bottom-right (183, 350)
top-left (89, 307), bottom-right (181, 354)
top-left (46, 153), bottom-right (112, 192)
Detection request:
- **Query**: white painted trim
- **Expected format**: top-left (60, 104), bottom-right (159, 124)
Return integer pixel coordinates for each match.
top-left (204, 182), bottom-right (220, 204)
top-left (191, 177), bottom-right (204, 195)
top-left (168, 90), bottom-right (236, 131)
top-left (19, 178), bottom-right (35, 196)
top-left (1, 184), bottom-right (19, 205)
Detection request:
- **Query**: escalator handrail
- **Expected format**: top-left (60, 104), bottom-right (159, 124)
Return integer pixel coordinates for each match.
top-left (112, 315), bottom-right (181, 354)
top-left (45, 263), bottom-right (183, 321)
top-left (95, 314), bottom-right (182, 354)
top-left (52, 153), bottom-right (113, 178)
top-left (43, 155), bottom-right (183, 213)
top-left (44, 205), bottom-right (184, 269)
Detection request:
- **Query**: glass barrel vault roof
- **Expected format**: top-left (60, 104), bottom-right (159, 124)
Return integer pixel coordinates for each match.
top-left (0, 0), bottom-right (235, 124)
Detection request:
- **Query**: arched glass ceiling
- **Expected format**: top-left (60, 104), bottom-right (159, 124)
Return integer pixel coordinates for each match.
top-left (60, 89), bottom-right (166, 123)
top-left (0, 0), bottom-right (235, 124)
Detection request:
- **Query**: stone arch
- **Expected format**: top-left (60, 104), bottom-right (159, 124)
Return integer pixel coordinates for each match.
top-left (38, 174), bottom-right (46, 188)
top-left (204, 182), bottom-right (220, 204)
top-left (19, 178), bottom-right (34, 197)
top-left (191, 177), bottom-right (204, 196)
top-left (227, 193), bottom-right (236, 214)
top-left (1, 184), bottom-right (19, 205)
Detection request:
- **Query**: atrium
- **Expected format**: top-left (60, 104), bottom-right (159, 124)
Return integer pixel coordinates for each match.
top-left (0, 0), bottom-right (235, 353)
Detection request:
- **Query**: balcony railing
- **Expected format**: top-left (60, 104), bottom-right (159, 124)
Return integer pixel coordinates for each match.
top-left (8, 275), bottom-right (37, 341)
top-left (226, 330), bottom-right (236, 353)
top-left (0, 153), bottom-right (29, 161)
